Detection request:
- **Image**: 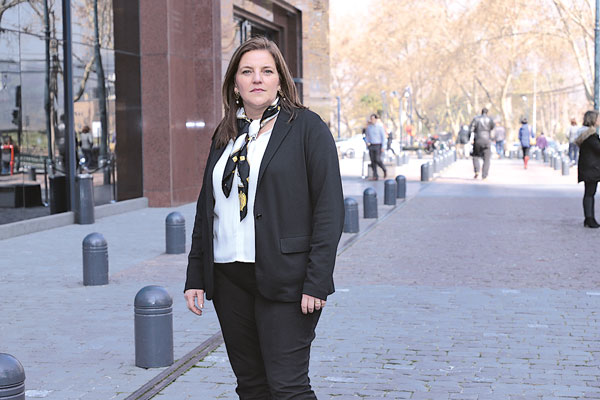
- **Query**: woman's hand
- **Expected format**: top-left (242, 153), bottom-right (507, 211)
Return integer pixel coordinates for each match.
top-left (301, 294), bottom-right (326, 314)
top-left (184, 289), bottom-right (205, 316)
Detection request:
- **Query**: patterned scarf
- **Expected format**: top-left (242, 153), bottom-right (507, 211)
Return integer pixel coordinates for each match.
top-left (222, 99), bottom-right (280, 220)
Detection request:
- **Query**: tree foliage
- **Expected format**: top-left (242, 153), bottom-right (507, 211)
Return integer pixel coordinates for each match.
top-left (331, 0), bottom-right (592, 142)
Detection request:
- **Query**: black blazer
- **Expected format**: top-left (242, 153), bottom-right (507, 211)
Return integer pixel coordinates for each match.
top-left (185, 108), bottom-right (344, 302)
top-left (578, 133), bottom-right (600, 183)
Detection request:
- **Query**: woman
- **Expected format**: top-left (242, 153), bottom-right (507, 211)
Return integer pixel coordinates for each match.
top-left (518, 117), bottom-right (534, 169)
top-left (184, 37), bottom-right (344, 399)
top-left (575, 110), bottom-right (600, 228)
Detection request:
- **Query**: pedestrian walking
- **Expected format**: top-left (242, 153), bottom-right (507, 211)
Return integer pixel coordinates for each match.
top-left (386, 131), bottom-right (396, 156)
top-left (536, 132), bottom-right (548, 157)
top-left (78, 125), bottom-right (93, 167)
top-left (518, 118), bottom-right (534, 169)
top-left (365, 113), bottom-right (387, 180)
top-left (456, 124), bottom-right (470, 159)
top-left (575, 110), bottom-right (600, 228)
top-left (469, 108), bottom-right (495, 179)
top-left (568, 117), bottom-right (580, 165)
top-left (493, 120), bottom-right (506, 158)
top-left (184, 37), bottom-right (344, 398)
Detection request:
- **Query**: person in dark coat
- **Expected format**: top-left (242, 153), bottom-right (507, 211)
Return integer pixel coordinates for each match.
top-left (575, 110), bottom-right (600, 228)
top-left (469, 108), bottom-right (495, 179)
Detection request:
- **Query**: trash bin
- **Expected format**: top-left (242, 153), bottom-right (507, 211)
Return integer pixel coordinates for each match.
top-left (49, 174), bottom-right (68, 214)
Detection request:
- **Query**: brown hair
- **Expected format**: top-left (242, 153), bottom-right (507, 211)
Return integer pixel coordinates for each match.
top-left (214, 37), bottom-right (305, 148)
top-left (583, 110), bottom-right (599, 127)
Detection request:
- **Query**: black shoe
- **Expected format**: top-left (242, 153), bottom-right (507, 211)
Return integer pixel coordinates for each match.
top-left (383, 170), bottom-right (387, 178)
top-left (584, 218), bottom-right (600, 228)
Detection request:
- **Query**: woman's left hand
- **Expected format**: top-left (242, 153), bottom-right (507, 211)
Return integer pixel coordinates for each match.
top-left (301, 294), bottom-right (326, 314)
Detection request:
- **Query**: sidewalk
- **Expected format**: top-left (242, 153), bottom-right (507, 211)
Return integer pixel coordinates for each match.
top-left (0, 155), bottom-right (417, 400)
top-left (4, 154), bottom-right (599, 399)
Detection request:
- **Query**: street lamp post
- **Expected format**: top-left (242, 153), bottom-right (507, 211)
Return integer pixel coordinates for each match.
top-left (336, 96), bottom-right (341, 140)
top-left (592, 0), bottom-right (600, 138)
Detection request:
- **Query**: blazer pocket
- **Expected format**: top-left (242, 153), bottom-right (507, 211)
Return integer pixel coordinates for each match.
top-left (280, 235), bottom-right (311, 254)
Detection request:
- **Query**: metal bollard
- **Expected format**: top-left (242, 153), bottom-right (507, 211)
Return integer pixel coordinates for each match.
top-left (384, 179), bottom-right (396, 206)
top-left (76, 174), bottom-right (95, 224)
top-left (135, 286), bottom-right (174, 368)
top-left (417, 149), bottom-right (423, 159)
top-left (395, 154), bottom-right (402, 166)
top-left (554, 156), bottom-right (561, 171)
top-left (543, 151), bottom-right (549, 163)
top-left (562, 158), bottom-right (570, 175)
top-left (165, 212), bottom-right (186, 254)
top-left (395, 175), bottom-right (406, 199)
top-left (420, 163), bottom-right (429, 182)
top-left (343, 198), bottom-right (359, 233)
top-left (363, 187), bottom-right (378, 218)
top-left (0, 354), bottom-right (25, 400)
top-left (82, 232), bottom-right (109, 286)
top-left (403, 152), bottom-right (409, 164)
top-left (27, 167), bottom-right (36, 181)
top-left (432, 157), bottom-right (439, 174)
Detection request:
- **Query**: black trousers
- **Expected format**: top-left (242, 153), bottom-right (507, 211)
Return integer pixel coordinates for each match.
top-left (472, 145), bottom-right (491, 179)
top-left (368, 144), bottom-right (386, 178)
top-left (213, 262), bottom-right (321, 400)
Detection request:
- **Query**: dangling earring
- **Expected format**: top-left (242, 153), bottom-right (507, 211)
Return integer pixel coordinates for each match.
top-left (278, 89), bottom-right (285, 101)
top-left (234, 90), bottom-right (240, 105)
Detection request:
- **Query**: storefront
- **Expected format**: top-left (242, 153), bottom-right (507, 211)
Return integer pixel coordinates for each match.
top-left (0, 0), bottom-right (330, 224)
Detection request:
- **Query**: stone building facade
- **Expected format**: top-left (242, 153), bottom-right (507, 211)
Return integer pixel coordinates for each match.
top-left (114, 0), bottom-right (331, 207)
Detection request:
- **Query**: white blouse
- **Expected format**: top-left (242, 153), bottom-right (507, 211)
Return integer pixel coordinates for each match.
top-left (212, 127), bottom-right (273, 263)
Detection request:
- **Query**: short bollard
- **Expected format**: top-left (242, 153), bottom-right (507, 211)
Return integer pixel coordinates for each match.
top-left (417, 149), bottom-right (423, 159)
top-left (0, 354), bottom-right (25, 400)
top-left (433, 157), bottom-right (439, 174)
top-left (363, 187), bottom-right (378, 219)
top-left (82, 233), bottom-right (108, 286)
top-left (427, 161), bottom-right (434, 180)
top-left (543, 151), bottom-right (549, 163)
top-left (562, 158), bottom-right (570, 176)
top-left (343, 198), bottom-right (359, 233)
top-left (384, 180), bottom-right (396, 206)
top-left (395, 175), bottom-right (406, 199)
top-left (395, 154), bottom-right (402, 166)
top-left (420, 163), bottom-right (429, 182)
top-left (135, 286), bottom-right (174, 368)
top-left (165, 212), bottom-right (186, 254)
top-left (27, 167), bottom-right (36, 181)
top-left (554, 156), bottom-right (561, 171)
top-left (403, 152), bottom-right (409, 164)
top-left (76, 174), bottom-right (95, 224)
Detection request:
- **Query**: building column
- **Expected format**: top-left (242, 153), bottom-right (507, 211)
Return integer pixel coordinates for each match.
top-left (139, 0), bottom-right (222, 207)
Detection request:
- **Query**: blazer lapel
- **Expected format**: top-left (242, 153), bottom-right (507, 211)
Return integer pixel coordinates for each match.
top-left (258, 109), bottom-right (293, 184)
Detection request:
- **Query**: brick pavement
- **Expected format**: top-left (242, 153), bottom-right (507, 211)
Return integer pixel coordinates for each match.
top-left (158, 156), bottom-right (600, 399)
top-left (4, 154), bottom-right (600, 399)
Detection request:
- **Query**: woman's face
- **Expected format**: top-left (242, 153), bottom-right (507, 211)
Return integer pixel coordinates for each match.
top-left (235, 50), bottom-right (280, 117)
